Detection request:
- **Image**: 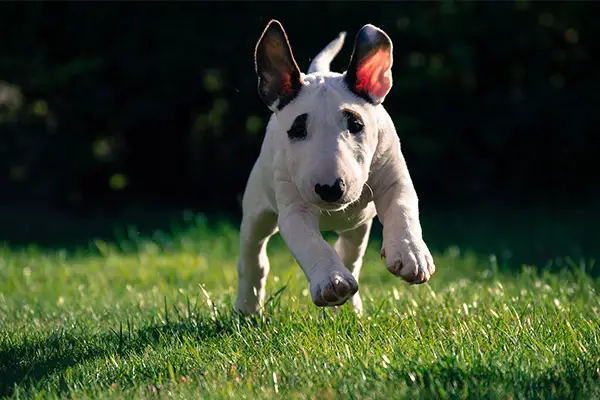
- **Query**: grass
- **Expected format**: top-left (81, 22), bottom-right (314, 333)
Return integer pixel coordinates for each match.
top-left (0, 209), bottom-right (599, 399)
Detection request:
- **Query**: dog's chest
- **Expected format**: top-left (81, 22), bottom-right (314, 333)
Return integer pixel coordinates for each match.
top-left (318, 200), bottom-right (377, 232)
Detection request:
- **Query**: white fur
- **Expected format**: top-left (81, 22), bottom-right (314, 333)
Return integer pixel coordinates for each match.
top-left (235, 24), bottom-right (435, 316)
top-left (308, 32), bottom-right (347, 74)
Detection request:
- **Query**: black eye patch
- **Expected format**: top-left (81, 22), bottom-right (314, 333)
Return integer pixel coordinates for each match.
top-left (343, 110), bottom-right (364, 134)
top-left (288, 113), bottom-right (308, 140)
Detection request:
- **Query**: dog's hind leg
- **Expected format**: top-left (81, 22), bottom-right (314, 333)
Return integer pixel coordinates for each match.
top-left (334, 218), bottom-right (373, 316)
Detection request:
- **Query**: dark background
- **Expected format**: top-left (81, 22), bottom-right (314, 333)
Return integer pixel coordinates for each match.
top-left (1, 1), bottom-right (599, 259)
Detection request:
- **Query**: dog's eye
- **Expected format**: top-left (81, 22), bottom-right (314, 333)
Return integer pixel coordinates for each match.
top-left (288, 113), bottom-right (308, 140)
top-left (344, 111), bottom-right (364, 135)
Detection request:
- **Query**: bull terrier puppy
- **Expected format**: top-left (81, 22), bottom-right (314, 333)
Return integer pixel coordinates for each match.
top-left (234, 20), bottom-right (435, 315)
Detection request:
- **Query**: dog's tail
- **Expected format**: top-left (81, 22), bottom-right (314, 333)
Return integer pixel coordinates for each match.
top-left (307, 31), bottom-right (347, 74)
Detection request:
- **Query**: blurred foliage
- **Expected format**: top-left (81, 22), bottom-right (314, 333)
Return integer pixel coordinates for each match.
top-left (0, 2), bottom-right (599, 212)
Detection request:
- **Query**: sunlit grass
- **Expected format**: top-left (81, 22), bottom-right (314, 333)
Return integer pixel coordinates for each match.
top-left (0, 214), bottom-right (599, 399)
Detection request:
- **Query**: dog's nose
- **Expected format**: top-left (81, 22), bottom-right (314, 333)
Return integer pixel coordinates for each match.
top-left (315, 178), bottom-right (345, 202)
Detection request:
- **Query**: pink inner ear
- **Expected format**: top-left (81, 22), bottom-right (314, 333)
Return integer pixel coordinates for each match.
top-left (355, 49), bottom-right (392, 101)
top-left (281, 72), bottom-right (294, 95)
top-left (264, 36), bottom-right (297, 96)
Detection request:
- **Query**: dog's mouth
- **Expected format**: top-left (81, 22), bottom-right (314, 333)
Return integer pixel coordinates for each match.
top-left (317, 202), bottom-right (350, 212)
top-left (314, 193), bottom-right (362, 212)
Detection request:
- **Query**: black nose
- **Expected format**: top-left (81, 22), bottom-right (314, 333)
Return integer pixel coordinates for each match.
top-left (315, 178), bottom-right (345, 202)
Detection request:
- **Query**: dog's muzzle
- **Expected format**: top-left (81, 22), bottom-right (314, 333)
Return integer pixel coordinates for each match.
top-left (315, 178), bottom-right (345, 203)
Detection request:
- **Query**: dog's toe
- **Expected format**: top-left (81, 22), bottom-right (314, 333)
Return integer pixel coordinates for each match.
top-left (382, 238), bottom-right (435, 285)
top-left (311, 272), bottom-right (358, 307)
top-left (386, 254), bottom-right (431, 284)
top-left (426, 254), bottom-right (436, 277)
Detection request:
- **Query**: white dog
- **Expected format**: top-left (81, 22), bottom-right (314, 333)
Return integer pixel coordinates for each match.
top-left (234, 20), bottom-right (435, 315)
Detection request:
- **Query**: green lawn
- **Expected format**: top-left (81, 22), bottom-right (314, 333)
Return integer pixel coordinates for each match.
top-left (1, 209), bottom-right (599, 399)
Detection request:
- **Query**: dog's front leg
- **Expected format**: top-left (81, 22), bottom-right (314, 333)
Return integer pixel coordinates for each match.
top-left (373, 160), bottom-right (436, 284)
top-left (334, 220), bottom-right (373, 316)
top-left (278, 205), bottom-right (359, 307)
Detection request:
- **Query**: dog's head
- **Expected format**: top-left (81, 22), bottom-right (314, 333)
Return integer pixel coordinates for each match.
top-left (255, 20), bottom-right (393, 211)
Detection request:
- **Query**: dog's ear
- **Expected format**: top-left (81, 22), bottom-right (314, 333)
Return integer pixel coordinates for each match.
top-left (344, 24), bottom-right (393, 105)
top-left (255, 20), bottom-right (303, 111)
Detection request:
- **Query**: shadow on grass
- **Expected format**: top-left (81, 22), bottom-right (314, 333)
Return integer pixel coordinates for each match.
top-left (0, 309), bottom-right (249, 397)
top-left (1, 311), bottom-right (597, 398)
top-left (384, 358), bottom-right (598, 399)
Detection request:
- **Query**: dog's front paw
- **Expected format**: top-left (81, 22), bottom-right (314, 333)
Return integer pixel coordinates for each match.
top-left (310, 270), bottom-right (359, 307)
top-left (381, 238), bottom-right (435, 284)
